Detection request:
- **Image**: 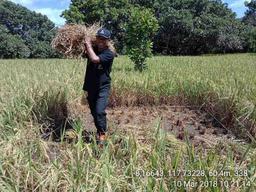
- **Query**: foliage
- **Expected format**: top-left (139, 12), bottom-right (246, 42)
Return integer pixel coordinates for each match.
top-left (215, 20), bottom-right (246, 53)
top-left (62, 0), bottom-right (132, 53)
top-left (125, 7), bottom-right (159, 71)
top-left (246, 27), bottom-right (256, 52)
top-left (243, 0), bottom-right (256, 26)
top-left (62, 0), bottom-right (159, 68)
top-left (62, 0), bottom-right (249, 55)
top-left (242, 0), bottom-right (256, 53)
top-left (0, 25), bottom-right (30, 58)
top-left (0, 0), bottom-right (59, 58)
top-left (0, 0), bottom-right (255, 58)
top-left (150, 0), bottom-right (245, 54)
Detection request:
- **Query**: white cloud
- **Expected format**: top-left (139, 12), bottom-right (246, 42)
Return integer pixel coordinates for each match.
top-left (10, 0), bottom-right (34, 5)
top-left (230, 0), bottom-right (251, 8)
top-left (9, 0), bottom-right (69, 25)
top-left (34, 8), bottom-right (65, 26)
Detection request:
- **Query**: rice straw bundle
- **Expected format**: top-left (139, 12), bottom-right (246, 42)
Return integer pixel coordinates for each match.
top-left (51, 23), bottom-right (116, 59)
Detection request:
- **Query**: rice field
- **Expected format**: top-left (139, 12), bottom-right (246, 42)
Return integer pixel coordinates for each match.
top-left (0, 54), bottom-right (255, 191)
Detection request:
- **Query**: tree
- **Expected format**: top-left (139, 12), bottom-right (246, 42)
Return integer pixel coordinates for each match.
top-left (62, 0), bottom-right (159, 70)
top-left (125, 7), bottom-right (159, 71)
top-left (243, 0), bottom-right (256, 26)
top-left (243, 26), bottom-right (256, 52)
top-left (0, 25), bottom-right (30, 58)
top-left (242, 0), bottom-right (256, 52)
top-left (247, 28), bottom-right (256, 52)
top-left (150, 0), bottom-right (244, 54)
top-left (62, 0), bottom-right (132, 53)
top-left (62, 0), bottom-right (249, 55)
top-left (0, 0), bottom-right (59, 58)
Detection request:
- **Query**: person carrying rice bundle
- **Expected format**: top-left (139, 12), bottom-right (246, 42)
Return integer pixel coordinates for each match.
top-left (52, 24), bottom-right (116, 147)
top-left (83, 28), bottom-right (116, 148)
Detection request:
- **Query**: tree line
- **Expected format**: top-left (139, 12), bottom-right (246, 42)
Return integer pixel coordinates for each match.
top-left (0, 0), bottom-right (59, 58)
top-left (62, 0), bottom-right (256, 55)
top-left (0, 0), bottom-right (255, 59)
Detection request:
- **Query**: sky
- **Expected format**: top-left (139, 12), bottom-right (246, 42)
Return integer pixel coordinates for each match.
top-left (9, 0), bottom-right (252, 26)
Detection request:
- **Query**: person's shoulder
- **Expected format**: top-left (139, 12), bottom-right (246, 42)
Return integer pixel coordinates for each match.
top-left (104, 48), bottom-right (113, 54)
top-left (103, 48), bottom-right (115, 58)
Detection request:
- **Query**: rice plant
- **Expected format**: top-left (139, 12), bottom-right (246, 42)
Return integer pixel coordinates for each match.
top-left (0, 54), bottom-right (255, 191)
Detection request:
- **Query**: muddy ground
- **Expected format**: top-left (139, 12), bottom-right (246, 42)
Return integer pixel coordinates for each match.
top-left (66, 98), bottom-right (241, 149)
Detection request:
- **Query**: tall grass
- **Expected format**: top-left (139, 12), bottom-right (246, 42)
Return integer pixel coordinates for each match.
top-left (111, 54), bottom-right (256, 140)
top-left (0, 116), bottom-right (255, 191)
top-left (0, 54), bottom-right (255, 191)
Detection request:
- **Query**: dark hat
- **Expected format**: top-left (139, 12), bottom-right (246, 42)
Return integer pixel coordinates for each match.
top-left (96, 28), bottom-right (111, 39)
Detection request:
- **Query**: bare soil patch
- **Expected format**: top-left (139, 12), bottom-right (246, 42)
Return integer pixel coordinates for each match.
top-left (68, 99), bottom-right (239, 148)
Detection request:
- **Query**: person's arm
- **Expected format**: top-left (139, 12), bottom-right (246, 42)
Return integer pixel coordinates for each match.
top-left (85, 37), bottom-right (100, 64)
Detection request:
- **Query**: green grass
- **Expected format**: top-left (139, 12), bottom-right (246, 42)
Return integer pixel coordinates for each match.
top-left (0, 54), bottom-right (255, 191)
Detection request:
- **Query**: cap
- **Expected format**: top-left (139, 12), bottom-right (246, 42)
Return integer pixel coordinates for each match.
top-left (96, 28), bottom-right (111, 39)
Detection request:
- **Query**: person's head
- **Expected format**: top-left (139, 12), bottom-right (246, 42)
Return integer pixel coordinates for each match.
top-left (95, 28), bottom-right (111, 50)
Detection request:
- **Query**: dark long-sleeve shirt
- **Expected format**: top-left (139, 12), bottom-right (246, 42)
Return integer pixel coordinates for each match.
top-left (83, 48), bottom-right (114, 92)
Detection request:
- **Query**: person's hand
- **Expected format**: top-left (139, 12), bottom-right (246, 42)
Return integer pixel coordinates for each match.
top-left (85, 36), bottom-right (92, 47)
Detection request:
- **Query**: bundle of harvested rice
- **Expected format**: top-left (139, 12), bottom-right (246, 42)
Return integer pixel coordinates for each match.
top-left (51, 23), bottom-right (116, 58)
top-left (51, 23), bottom-right (99, 58)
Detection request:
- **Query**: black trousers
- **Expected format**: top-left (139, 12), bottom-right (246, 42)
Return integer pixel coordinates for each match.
top-left (86, 84), bottom-right (110, 134)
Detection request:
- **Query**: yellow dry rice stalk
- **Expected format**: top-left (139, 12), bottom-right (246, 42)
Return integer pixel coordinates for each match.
top-left (51, 23), bottom-right (116, 59)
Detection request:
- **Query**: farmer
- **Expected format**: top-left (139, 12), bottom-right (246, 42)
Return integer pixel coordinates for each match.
top-left (83, 28), bottom-right (115, 147)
